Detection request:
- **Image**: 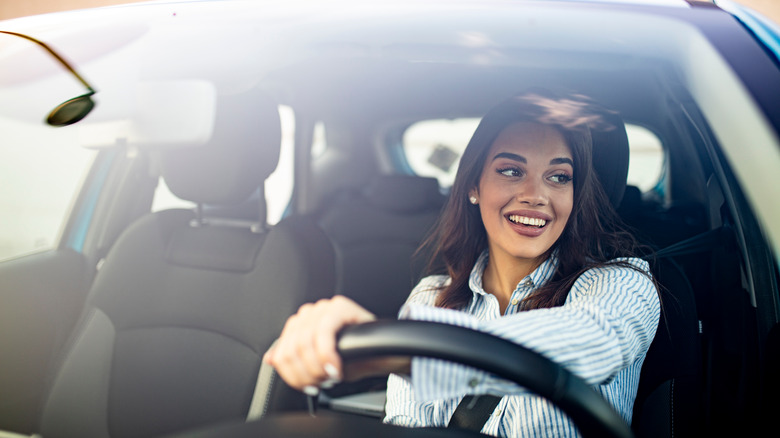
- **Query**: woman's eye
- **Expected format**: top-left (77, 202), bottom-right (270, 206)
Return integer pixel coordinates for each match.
top-left (497, 167), bottom-right (522, 177)
top-left (549, 173), bottom-right (573, 184)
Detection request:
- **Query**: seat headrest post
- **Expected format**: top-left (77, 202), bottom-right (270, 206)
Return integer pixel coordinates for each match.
top-left (252, 182), bottom-right (269, 234)
top-left (189, 203), bottom-right (205, 228)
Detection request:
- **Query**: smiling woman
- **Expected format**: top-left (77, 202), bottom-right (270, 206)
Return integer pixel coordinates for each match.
top-left (469, 121), bottom-right (575, 301)
top-left (265, 90), bottom-right (661, 437)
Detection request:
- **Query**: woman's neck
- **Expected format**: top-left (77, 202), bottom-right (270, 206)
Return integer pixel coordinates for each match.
top-left (482, 249), bottom-right (545, 314)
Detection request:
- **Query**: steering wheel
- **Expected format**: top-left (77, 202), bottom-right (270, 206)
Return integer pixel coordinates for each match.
top-left (171, 321), bottom-right (633, 438)
top-left (337, 320), bottom-right (633, 438)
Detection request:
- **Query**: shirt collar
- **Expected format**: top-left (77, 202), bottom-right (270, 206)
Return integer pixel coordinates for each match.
top-left (468, 249), bottom-right (560, 297)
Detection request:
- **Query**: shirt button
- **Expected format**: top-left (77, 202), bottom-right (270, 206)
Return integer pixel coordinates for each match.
top-left (494, 409), bottom-right (502, 417)
top-left (524, 279), bottom-right (533, 286)
top-left (468, 377), bottom-right (479, 388)
top-left (511, 298), bottom-right (519, 306)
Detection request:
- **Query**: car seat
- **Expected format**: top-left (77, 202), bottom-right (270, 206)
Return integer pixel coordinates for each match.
top-left (316, 174), bottom-right (446, 319)
top-left (246, 174), bottom-right (447, 406)
top-left (600, 141), bottom-right (701, 437)
top-left (38, 88), bottom-right (332, 438)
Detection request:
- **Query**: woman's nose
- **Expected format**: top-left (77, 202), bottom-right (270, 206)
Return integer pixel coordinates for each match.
top-left (516, 179), bottom-right (547, 205)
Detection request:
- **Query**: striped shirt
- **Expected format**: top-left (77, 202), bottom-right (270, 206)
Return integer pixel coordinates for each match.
top-left (384, 251), bottom-right (660, 437)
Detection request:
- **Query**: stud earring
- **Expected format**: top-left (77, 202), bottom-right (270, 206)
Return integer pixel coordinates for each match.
top-left (469, 195), bottom-right (478, 205)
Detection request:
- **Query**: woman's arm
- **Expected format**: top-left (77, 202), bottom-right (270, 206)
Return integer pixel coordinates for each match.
top-left (404, 259), bottom-right (660, 401)
top-left (264, 295), bottom-right (413, 390)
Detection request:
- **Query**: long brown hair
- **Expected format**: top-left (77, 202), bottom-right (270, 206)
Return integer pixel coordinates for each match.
top-left (426, 90), bottom-right (645, 310)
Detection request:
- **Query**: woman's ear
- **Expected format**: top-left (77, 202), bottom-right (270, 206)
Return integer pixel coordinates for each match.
top-left (468, 189), bottom-right (479, 205)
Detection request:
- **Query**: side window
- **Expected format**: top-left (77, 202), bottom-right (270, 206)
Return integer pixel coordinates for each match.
top-left (266, 105), bottom-right (295, 223)
top-left (625, 124), bottom-right (664, 191)
top-left (401, 118), bottom-right (664, 192)
top-left (0, 117), bottom-right (97, 261)
top-left (151, 105), bottom-right (295, 225)
top-left (311, 121), bottom-right (328, 159)
top-left (402, 118), bottom-right (479, 187)
top-left (150, 179), bottom-right (196, 212)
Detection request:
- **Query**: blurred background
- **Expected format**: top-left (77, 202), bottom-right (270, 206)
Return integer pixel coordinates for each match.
top-left (1, 0), bottom-right (779, 23)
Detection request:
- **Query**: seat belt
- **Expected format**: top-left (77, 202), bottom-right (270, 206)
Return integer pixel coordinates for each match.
top-left (447, 395), bottom-right (502, 431)
top-left (447, 226), bottom-right (731, 431)
top-left (648, 225), bottom-right (733, 260)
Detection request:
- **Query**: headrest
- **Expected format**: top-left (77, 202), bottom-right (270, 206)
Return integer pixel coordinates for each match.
top-left (617, 185), bottom-right (642, 222)
top-left (590, 111), bottom-right (630, 208)
top-left (363, 175), bottom-right (443, 214)
top-left (161, 88), bottom-right (281, 205)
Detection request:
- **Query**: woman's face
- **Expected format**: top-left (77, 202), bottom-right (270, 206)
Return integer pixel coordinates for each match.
top-left (470, 122), bottom-right (574, 268)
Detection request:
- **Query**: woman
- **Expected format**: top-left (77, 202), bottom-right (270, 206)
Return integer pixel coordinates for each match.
top-left (264, 90), bottom-right (660, 436)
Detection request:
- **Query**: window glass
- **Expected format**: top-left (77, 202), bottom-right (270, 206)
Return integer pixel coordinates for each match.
top-left (625, 124), bottom-right (664, 191)
top-left (0, 117), bottom-right (97, 261)
top-left (401, 118), bottom-right (664, 192)
top-left (151, 179), bottom-right (196, 212)
top-left (151, 105), bottom-right (295, 225)
top-left (266, 105), bottom-right (295, 223)
top-left (311, 121), bottom-right (327, 159)
top-left (402, 118), bottom-right (479, 188)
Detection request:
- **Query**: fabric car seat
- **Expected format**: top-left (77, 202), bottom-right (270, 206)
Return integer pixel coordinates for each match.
top-left (596, 133), bottom-right (701, 436)
top-left (38, 88), bottom-right (334, 438)
top-left (588, 114), bottom-right (701, 438)
top-left (256, 174), bottom-right (445, 402)
top-left (630, 256), bottom-right (700, 438)
top-left (316, 175), bottom-right (446, 319)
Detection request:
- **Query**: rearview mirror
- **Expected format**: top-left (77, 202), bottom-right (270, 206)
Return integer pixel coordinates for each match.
top-left (46, 92), bottom-right (96, 126)
top-left (1, 30), bottom-right (97, 127)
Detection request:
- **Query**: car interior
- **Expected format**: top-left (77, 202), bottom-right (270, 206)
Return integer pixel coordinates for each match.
top-left (2, 2), bottom-right (779, 438)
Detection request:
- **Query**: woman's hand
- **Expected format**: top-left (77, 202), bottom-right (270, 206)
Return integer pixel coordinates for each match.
top-left (263, 295), bottom-right (376, 391)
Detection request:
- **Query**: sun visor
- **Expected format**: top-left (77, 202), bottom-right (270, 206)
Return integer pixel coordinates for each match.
top-left (78, 80), bottom-right (217, 149)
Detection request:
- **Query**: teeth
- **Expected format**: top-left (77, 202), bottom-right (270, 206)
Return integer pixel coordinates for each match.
top-left (509, 215), bottom-right (547, 227)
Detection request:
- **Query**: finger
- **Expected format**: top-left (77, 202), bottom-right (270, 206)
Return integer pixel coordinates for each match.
top-left (332, 295), bottom-right (377, 324)
top-left (312, 296), bottom-right (377, 380)
top-left (310, 300), bottom-right (348, 378)
top-left (273, 331), bottom-right (325, 388)
top-left (312, 318), bottom-right (343, 383)
top-left (294, 325), bottom-right (330, 384)
top-left (278, 302), bottom-right (338, 388)
top-left (275, 346), bottom-right (318, 389)
top-left (291, 301), bottom-right (335, 381)
top-left (269, 311), bottom-right (319, 388)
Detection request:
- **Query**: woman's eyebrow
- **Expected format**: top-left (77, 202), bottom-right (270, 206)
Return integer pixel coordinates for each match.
top-left (491, 153), bottom-right (573, 167)
top-left (550, 157), bottom-right (574, 166)
top-left (492, 152), bottom-right (526, 163)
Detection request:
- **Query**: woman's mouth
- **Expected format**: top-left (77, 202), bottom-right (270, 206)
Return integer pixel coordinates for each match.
top-left (507, 214), bottom-right (548, 228)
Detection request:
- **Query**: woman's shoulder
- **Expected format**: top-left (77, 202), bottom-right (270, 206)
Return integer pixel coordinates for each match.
top-left (568, 257), bottom-right (660, 316)
top-left (406, 275), bottom-right (451, 306)
top-left (576, 257), bottom-right (653, 286)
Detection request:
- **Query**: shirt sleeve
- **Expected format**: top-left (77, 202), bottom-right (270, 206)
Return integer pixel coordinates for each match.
top-left (402, 258), bottom-right (660, 402)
